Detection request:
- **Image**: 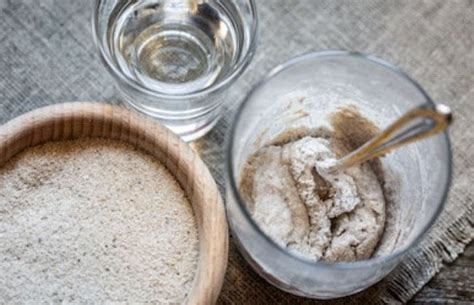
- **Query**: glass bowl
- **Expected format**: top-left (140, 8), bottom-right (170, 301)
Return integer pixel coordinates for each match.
top-left (225, 50), bottom-right (452, 299)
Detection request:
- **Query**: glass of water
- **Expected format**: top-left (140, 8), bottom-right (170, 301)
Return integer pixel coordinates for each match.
top-left (93, 0), bottom-right (258, 141)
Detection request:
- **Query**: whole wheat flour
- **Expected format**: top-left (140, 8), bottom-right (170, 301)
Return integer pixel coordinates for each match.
top-left (0, 139), bottom-right (199, 303)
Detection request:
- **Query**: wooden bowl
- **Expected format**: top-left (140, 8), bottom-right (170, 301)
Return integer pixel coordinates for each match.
top-left (0, 102), bottom-right (228, 305)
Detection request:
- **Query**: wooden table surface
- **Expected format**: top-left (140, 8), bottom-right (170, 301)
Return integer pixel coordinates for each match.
top-left (410, 242), bottom-right (473, 304)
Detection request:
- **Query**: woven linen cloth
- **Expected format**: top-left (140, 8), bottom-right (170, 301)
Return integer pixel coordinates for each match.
top-left (0, 0), bottom-right (472, 303)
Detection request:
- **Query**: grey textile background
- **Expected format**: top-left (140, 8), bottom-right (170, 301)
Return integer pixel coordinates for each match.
top-left (0, 0), bottom-right (473, 304)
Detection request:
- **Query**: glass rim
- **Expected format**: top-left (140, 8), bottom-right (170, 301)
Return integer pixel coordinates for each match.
top-left (226, 49), bottom-right (453, 270)
top-left (92, 0), bottom-right (259, 100)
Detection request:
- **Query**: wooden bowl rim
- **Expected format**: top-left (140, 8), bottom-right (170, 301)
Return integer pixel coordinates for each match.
top-left (0, 102), bottom-right (228, 305)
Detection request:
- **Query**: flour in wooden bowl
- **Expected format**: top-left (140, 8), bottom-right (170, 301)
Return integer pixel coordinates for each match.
top-left (0, 138), bottom-right (199, 303)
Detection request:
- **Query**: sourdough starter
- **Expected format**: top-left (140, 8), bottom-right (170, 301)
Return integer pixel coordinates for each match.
top-left (240, 107), bottom-right (388, 262)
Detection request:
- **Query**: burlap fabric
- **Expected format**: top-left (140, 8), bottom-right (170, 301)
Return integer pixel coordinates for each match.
top-left (0, 0), bottom-right (472, 304)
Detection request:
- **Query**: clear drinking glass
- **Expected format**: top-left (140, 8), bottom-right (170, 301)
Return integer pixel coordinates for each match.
top-left (93, 0), bottom-right (258, 141)
top-left (225, 50), bottom-right (452, 298)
